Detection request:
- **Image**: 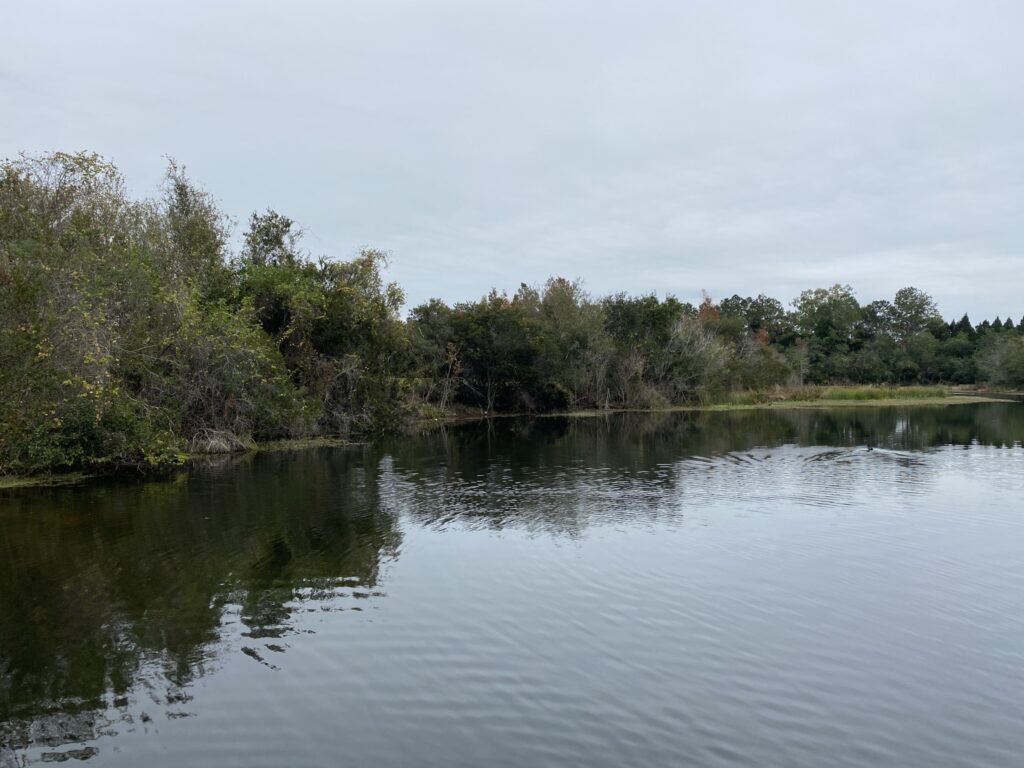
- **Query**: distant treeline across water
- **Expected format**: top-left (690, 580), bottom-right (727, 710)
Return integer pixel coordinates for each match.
top-left (2, 152), bottom-right (1022, 474)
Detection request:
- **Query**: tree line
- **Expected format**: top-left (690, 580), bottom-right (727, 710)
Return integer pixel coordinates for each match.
top-left (2, 152), bottom-right (1022, 474)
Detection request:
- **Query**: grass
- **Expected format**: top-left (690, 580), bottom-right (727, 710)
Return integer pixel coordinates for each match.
top-left (818, 385), bottom-right (950, 401)
top-left (702, 384), bottom-right (1024, 412)
top-left (558, 385), bottom-right (1006, 418)
top-left (720, 384), bottom-right (949, 406)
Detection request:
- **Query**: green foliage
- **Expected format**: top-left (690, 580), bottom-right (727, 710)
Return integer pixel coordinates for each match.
top-left (0, 152), bottom-right (185, 473)
top-left (791, 284), bottom-right (861, 340)
top-left (1, 150), bottom-right (1018, 476)
top-left (0, 153), bottom-right (407, 476)
top-left (311, 250), bottom-right (411, 432)
top-left (447, 290), bottom-right (541, 412)
top-left (977, 334), bottom-right (1024, 389)
top-left (158, 297), bottom-right (307, 445)
top-left (817, 385), bottom-right (948, 401)
top-left (162, 160), bottom-right (231, 291)
top-left (890, 287), bottom-right (941, 342)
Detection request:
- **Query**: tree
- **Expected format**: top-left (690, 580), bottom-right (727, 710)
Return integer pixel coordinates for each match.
top-left (408, 298), bottom-right (457, 404)
top-left (977, 335), bottom-right (1024, 388)
top-left (718, 294), bottom-right (749, 320)
top-left (889, 287), bottom-right (940, 343)
top-left (0, 152), bottom-right (308, 471)
top-left (241, 210), bottom-right (301, 267)
top-left (791, 284), bottom-right (861, 340)
top-left (657, 316), bottom-right (730, 401)
top-left (534, 277), bottom-right (612, 407)
top-left (162, 160), bottom-right (230, 289)
top-left (449, 291), bottom-right (540, 413)
top-left (4, 149), bottom-right (1019, 475)
top-left (954, 314), bottom-right (976, 341)
top-left (859, 300), bottom-right (893, 339)
top-left (745, 294), bottom-right (790, 342)
top-left (312, 250), bottom-right (409, 432)
top-left (791, 285), bottom-right (861, 382)
top-left (603, 293), bottom-right (693, 406)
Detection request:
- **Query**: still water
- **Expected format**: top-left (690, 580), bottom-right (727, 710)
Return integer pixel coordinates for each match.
top-left (1, 404), bottom-right (1023, 767)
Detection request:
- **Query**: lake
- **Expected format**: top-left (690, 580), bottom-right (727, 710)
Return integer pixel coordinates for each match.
top-left (1, 404), bottom-right (1023, 767)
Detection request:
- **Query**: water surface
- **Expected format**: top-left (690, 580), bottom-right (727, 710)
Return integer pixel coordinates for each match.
top-left (2, 404), bottom-right (1023, 767)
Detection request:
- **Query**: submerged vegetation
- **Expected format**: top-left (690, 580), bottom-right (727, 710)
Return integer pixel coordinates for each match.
top-left (2, 151), bottom-right (1022, 476)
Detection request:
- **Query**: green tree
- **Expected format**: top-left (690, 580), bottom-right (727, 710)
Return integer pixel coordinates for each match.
top-left (790, 285), bottom-right (862, 383)
top-left (889, 287), bottom-right (940, 343)
top-left (162, 160), bottom-right (231, 292)
top-left (791, 284), bottom-right (861, 340)
top-left (449, 291), bottom-right (540, 412)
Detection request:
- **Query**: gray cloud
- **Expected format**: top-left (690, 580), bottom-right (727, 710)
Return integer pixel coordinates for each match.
top-left (3, 0), bottom-right (1022, 320)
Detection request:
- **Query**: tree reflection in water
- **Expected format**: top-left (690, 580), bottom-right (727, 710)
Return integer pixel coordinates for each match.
top-left (1, 402), bottom-right (1022, 758)
top-left (0, 448), bottom-right (401, 753)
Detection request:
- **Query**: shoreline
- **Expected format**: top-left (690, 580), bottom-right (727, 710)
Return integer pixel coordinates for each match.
top-left (2, 394), bottom-right (1017, 490)
top-left (552, 394), bottom-right (1015, 418)
top-left (0, 437), bottom-right (361, 491)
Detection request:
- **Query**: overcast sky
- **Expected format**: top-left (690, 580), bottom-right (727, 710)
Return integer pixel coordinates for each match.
top-left (3, 0), bottom-right (1022, 320)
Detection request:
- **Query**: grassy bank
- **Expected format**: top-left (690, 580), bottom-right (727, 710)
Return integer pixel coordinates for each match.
top-left (557, 385), bottom-right (1013, 418)
top-left (701, 394), bottom-right (1005, 411)
top-left (718, 385), bottom-right (951, 406)
top-left (558, 396), bottom-right (1004, 419)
